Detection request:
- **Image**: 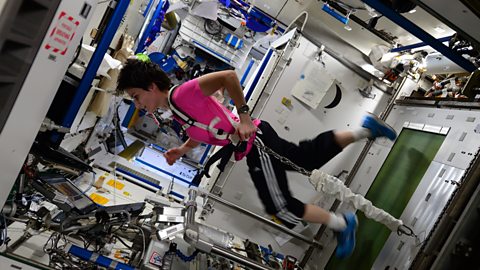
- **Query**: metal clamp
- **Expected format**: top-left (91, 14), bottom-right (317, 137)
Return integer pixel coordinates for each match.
top-left (397, 224), bottom-right (417, 238)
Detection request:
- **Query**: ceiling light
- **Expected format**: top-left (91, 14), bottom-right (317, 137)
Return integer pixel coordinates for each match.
top-left (434, 26), bottom-right (446, 33)
top-left (408, 9), bottom-right (416, 14)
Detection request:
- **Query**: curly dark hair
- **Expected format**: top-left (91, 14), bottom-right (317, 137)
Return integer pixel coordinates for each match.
top-left (116, 58), bottom-right (171, 94)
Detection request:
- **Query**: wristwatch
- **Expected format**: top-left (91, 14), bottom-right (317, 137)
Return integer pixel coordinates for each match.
top-left (237, 104), bottom-right (250, 114)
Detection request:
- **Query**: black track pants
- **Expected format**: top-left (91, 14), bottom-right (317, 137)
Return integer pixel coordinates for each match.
top-left (246, 121), bottom-right (343, 228)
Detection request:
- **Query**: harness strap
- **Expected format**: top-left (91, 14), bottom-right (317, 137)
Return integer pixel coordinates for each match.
top-left (167, 85), bottom-right (236, 140)
top-left (191, 143), bottom-right (236, 186)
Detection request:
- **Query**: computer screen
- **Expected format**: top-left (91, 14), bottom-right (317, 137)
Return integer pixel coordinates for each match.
top-left (42, 175), bottom-right (96, 213)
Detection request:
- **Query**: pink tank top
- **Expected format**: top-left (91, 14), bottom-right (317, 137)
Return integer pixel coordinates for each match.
top-left (171, 79), bottom-right (260, 160)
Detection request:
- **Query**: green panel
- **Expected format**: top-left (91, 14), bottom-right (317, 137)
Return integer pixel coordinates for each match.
top-left (326, 128), bottom-right (446, 270)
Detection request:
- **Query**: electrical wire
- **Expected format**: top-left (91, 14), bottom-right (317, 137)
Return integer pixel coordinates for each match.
top-left (115, 101), bottom-right (128, 149)
top-left (68, 37), bottom-right (83, 69)
top-left (176, 249), bottom-right (200, 262)
top-left (113, 98), bottom-right (122, 206)
top-left (113, 235), bottom-right (133, 249)
top-left (130, 225), bottom-right (145, 259)
top-left (275, 0), bottom-right (289, 20)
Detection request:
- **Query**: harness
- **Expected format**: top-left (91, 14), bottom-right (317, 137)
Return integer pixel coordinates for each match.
top-left (167, 85), bottom-right (247, 186)
top-left (168, 85), bottom-right (239, 141)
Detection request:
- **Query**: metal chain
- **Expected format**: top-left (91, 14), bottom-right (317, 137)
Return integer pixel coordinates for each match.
top-left (253, 140), bottom-right (312, 177)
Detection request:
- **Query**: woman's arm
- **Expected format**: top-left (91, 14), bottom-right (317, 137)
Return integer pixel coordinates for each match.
top-left (197, 70), bottom-right (244, 105)
top-left (197, 70), bottom-right (256, 140)
top-left (182, 138), bottom-right (201, 149)
top-left (163, 138), bottom-right (201, 165)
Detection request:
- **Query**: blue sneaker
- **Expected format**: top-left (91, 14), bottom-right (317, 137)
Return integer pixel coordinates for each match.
top-left (335, 212), bottom-right (358, 259)
top-left (362, 113), bottom-right (397, 141)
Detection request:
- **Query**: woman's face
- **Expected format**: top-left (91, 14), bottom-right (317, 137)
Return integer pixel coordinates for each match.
top-left (126, 83), bottom-right (167, 113)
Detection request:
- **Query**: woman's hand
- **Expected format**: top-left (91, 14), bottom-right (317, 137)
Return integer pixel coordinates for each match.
top-left (163, 147), bottom-right (186, 165)
top-left (237, 114), bottom-right (257, 141)
top-left (163, 139), bottom-right (200, 165)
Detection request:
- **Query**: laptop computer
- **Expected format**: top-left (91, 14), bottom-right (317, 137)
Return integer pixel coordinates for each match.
top-left (32, 173), bottom-right (145, 219)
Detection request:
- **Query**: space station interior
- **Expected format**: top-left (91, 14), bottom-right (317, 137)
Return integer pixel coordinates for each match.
top-left (1, 0), bottom-right (480, 269)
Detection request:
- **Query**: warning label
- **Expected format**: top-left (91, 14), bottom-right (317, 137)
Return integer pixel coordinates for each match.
top-left (149, 251), bottom-right (163, 266)
top-left (44, 11), bottom-right (79, 55)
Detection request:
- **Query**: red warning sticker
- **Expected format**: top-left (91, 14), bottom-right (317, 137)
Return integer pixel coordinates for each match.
top-left (149, 251), bottom-right (162, 266)
top-left (44, 11), bottom-right (80, 55)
